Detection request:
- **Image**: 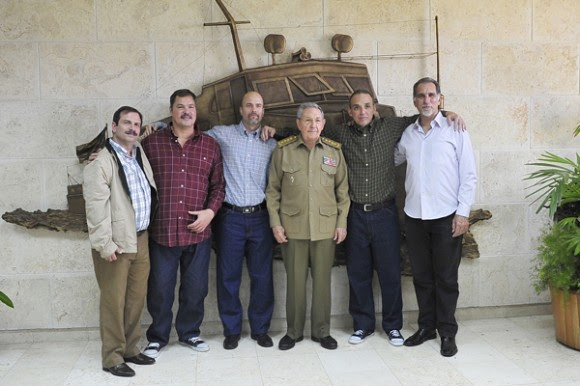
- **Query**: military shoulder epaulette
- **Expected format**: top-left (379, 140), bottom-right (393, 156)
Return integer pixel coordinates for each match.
top-left (277, 135), bottom-right (298, 148)
top-left (321, 136), bottom-right (341, 149)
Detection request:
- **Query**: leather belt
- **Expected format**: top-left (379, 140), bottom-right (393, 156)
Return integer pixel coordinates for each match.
top-left (223, 201), bottom-right (267, 214)
top-left (352, 198), bottom-right (395, 212)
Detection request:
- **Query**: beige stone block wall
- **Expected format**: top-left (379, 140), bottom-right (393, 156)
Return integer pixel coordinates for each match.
top-left (0, 0), bottom-right (577, 332)
top-left (0, 43), bottom-right (40, 99)
top-left (483, 44), bottom-right (577, 95)
top-left (40, 43), bottom-right (155, 99)
top-left (532, 0), bottom-right (579, 43)
top-left (0, 0), bottom-right (96, 41)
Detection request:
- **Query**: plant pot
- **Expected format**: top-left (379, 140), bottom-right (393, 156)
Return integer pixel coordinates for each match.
top-left (550, 286), bottom-right (580, 350)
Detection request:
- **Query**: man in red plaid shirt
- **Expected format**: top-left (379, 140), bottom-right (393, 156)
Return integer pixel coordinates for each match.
top-left (142, 89), bottom-right (225, 358)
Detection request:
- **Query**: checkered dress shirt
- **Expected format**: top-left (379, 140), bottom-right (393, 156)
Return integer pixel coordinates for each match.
top-left (142, 125), bottom-right (225, 247)
top-left (324, 116), bottom-right (416, 204)
top-left (109, 139), bottom-right (151, 231)
top-left (206, 122), bottom-right (276, 206)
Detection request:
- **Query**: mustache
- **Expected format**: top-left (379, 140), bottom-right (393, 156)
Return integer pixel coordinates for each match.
top-left (125, 129), bottom-right (139, 136)
top-left (180, 113), bottom-right (192, 119)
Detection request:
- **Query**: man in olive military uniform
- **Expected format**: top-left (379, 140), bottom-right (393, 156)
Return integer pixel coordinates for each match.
top-left (266, 102), bottom-right (350, 351)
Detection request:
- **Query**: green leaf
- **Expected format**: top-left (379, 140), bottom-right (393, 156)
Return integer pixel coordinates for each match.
top-left (0, 291), bottom-right (14, 308)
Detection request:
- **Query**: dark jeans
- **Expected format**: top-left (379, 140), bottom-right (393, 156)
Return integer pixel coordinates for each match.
top-left (146, 238), bottom-right (211, 347)
top-left (215, 208), bottom-right (274, 336)
top-left (346, 203), bottom-right (403, 332)
top-left (405, 213), bottom-right (463, 337)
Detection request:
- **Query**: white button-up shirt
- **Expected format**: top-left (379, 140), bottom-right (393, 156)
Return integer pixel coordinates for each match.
top-left (394, 112), bottom-right (477, 220)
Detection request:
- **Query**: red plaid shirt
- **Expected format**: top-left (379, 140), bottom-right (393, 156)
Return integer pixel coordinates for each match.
top-left (142, 125), bottom-right (225, 247)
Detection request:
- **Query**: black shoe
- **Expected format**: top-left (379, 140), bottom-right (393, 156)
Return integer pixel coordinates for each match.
top-left (223, 334), bottom-right (241, 350)
top-left (103, 363), bottom-right (135, 377)
top-left (312, 335), bottom-right (338, 350)
top-left (440, 336), bottom-right (458, 357)
top-left (403, 328), bottom-right (437, 347)
top-left (124, 353), bottom-right (155, 365)
top-left (251, 333), bottom-right (273, 348)
top-left (278, 334), bottom-right (304, 350)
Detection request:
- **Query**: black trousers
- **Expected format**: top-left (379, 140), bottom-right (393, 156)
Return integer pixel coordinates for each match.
top-left (405, 213), bottom-right (462, 337)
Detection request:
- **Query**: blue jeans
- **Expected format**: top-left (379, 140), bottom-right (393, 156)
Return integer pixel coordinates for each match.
top-left (346, 203), bottom-right (403, 332)
top-left (215, 208), bottom-right (274, 336)
top-left (146, 238), bottom-right (211, 347)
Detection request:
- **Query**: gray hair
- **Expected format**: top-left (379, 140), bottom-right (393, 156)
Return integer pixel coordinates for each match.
top-left (296, 102), bottom-right (324, 119)
top-left (413, 77), bottom-right (441, 97)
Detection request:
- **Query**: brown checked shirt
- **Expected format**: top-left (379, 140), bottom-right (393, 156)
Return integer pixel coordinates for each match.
top-left (142, 125), bottom-right (225, 247)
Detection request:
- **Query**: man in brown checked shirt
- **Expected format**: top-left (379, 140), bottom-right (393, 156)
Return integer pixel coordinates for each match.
top-left (142, 89), bottom-right (225, 358)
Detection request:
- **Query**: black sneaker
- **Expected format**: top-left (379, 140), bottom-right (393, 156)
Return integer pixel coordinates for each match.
top-left (387, 329), bottom-right (404, 346)
top-left (348, 329), bottom-right (374, 344)
top-left (180, 337), bottom-right (210, 352)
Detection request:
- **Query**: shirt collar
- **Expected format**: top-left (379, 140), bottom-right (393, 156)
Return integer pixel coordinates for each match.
top-left (413, 111), bottom-right (445, 133)
top-left (169, 122), bottom-right (201, 142)
top-left (296, 134), bottom-right (323, 148)
top-left (350, 117), bottom-right (376, 135)
top-left (236, 121), bottom-right (261, 138)
top-left (109, 138), bottom-right (136, 159)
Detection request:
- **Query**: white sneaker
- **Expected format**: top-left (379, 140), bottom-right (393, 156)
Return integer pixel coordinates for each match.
top-left (143, 342), bottom-right (161, 358)
top-left (348, 329), bottom-right (374, 344)
top-left (180, 337), bottom-right (210, 352)
top-left (387, 330), bottom-right (404, 346)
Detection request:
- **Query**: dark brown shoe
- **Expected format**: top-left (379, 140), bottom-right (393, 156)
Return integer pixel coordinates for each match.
top-left (440, 336), bottom-right (458, 357)
top-left (312, 335), bottom-right (338, 350)
top-left (251, 333), bottom-right (273, 348)
top-left (403, 328), bottom-right (437, 347)
top-left (124, 353), bottom-right (155, 365)
top-left (103, 363), bottom-right (135, 377)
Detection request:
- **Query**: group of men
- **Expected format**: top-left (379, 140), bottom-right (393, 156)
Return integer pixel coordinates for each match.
top-left (83, 77), bottom-right (476, 378)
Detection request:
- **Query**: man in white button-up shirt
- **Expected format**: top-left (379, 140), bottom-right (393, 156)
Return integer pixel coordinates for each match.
top-left (394, 77), bottom-right (477, 357)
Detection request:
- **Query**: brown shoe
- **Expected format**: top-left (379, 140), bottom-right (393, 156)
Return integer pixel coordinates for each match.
top-left (103, 363), bottom-right (135, 377)
top-left (124, 353), bottom-right (155, 365)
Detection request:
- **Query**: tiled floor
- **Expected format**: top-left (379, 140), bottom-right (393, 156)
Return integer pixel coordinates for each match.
top-left (1, 315), bottom-right (579, 386)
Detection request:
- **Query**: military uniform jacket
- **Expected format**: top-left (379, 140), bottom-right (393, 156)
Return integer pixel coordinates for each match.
top-left (266, 135), bottom-right (350, 241)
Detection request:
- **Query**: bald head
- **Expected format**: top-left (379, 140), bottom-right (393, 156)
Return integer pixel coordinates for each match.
top-left (240, 91), bottom-right (264, 131)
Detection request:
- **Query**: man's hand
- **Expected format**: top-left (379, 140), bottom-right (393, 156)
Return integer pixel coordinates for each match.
top-left (334, 228), bottom-right (347, 244)
top-left (105, 247), bottom-right (123, 263)
top-left (445, 111), bottom-right (466, 131)
top-left (261, 125), bottom-right (276, 141)
top-left (272, 225), bottom-right (288, 243)
top-left (84, 149), bottom-right (101, 164)
top-left (451, 214), bottom-right (469, 237)
top-left (187, 209), bottom-right (215, 233)
top-left (139, 121), bottom-right (167, 141)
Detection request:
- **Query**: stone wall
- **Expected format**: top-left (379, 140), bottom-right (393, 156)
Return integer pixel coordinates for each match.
top-left (0, 0), bottom-right (578, 333)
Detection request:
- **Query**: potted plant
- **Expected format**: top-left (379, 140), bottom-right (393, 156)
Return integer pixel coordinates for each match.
top-left (0, 290), bottom-right (14, 308)
top-left (525, 124), bottom-right (580, 350)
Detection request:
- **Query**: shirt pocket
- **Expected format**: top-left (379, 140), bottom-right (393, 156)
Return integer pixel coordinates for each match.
top-left (320, 163), bottom-right (337, 186)
top-left (282, 163), bottom-right (304, 187)
top-left (319, 206), bottom-right (337, 234)
top-left (281, 206), bottom-right (301, 233)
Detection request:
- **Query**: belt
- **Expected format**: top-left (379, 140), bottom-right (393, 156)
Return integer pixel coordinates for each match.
top-left (222, 201), bottom-right (267, 214)
top-left (352, 198), bottom-right (395, 212)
